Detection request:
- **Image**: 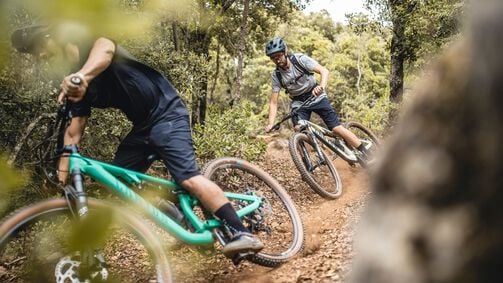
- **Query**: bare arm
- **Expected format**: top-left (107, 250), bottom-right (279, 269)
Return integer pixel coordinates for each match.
top-left (312, 64), bottom-right (329, 96)
top-left (265, 91), bottom-right (280, 132)
top-left (59, 37), bottom-right (116, 103)
top-left (58, 116), bottom-right (87, 183)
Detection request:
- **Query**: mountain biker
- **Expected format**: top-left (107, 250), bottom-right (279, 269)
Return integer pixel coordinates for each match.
top-left (263, 37), bottom-right (368, 157)
top-left (11, 23), bottom-right (263, 257)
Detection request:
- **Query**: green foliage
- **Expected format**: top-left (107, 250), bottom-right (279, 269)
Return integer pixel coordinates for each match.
top-left (0, 155), bottom-right (27, 215)
top-left (366, 0), bottom-right (464, 68)
top-left (0, 0), bottom-right (402, 210)
top-left (341, 94), bottom-right (397, 136)
top-left (243, 10), bottom-right (393, 135)
top-left (131, 35), bottom-right (210, 107)
top-left (68, 207), bottom-right (114, 251)
top-left (193, 102), bottom-right (267, 162)
top-left (0, 58), bottom-right (58, 151)
top-left (80, 109), bottom-right (131, 162)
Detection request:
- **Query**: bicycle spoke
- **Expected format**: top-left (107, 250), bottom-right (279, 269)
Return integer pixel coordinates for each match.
top-left (289, 133), bottom-right (342, 199)
top-left (202, 158), bottom-right (304, 267)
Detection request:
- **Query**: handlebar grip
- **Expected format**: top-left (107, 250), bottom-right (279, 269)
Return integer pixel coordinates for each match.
top-left (70, 76), bottom-right (82, 85)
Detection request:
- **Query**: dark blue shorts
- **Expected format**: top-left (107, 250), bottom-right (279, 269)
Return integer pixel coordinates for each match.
top-left (112, 115), bottom-right (200, 183)
top-left (291, 97), bottom-right (341, 129)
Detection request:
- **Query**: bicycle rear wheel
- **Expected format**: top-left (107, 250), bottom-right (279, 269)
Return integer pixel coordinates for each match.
top-left (0, 198), bottom-right (172, 283)
top-left (344, 121), bottom-right (380, 164)
top-left (201, 157), bottom-right (304, 268)
top-left (289, 132), bottom-right (342, 199)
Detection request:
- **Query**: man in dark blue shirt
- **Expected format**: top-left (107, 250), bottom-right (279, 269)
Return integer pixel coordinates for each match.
top-left (11, 24), bottom-right (263, 257)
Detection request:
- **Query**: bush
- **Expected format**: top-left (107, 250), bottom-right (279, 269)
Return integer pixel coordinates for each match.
top-left (193, 101), bottom-right (267, 163)
top-left (339, 94), bottom-right (397, 137)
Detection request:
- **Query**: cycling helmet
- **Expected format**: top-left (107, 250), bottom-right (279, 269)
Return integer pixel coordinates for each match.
top-left (11, 24), bottom-right (51, 54)
top-left (265, 37), bottom-right (286, 57)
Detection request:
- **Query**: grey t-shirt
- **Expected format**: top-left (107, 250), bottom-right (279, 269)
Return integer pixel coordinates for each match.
top-left (271, 53), bottom-right (326, 108)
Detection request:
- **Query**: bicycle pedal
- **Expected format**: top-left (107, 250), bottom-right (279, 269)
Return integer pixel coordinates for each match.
top-left (231, 251), bottom-right (254, 266)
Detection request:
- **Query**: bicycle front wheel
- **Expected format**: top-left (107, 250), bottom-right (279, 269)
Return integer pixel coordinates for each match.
top-left (289, 132), bottom-right (342, 199)
top-left (0, 198), bottom-right (172, 283)
top-left (202, 157), bottom-right (304, 267)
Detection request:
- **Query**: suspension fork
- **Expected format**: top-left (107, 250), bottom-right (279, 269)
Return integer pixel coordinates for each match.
top-left (71, 167), bottom-right (89, 217)
top-left (301, 129), bottom-right (326, 171)
top-left (299, 141), bottom-right (313, 171)
top-left (306, 130), bottom-right (326, 164)
top-left (64, 144), bottom-right (89, 218)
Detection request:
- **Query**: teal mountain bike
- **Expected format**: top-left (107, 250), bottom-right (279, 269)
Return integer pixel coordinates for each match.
top-left (1, 102), bottom-right (305, 282)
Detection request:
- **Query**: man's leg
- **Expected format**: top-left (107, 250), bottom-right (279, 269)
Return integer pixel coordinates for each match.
top-left (291, 105), bottom-right (312, 132)
top-left (150, 117), bottom-right (263, 256)
top-left (180, 175), bottom-right (244, 230)
top-left (312, 98), bottom-right (365, 151)
top-left (112, 128), bottom-right (156, 172)
top-left (181, 175), bottom-right (264, 256)
top-left (332, 125), bottom-right (361, 148)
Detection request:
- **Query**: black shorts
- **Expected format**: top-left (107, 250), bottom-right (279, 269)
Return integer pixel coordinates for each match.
top-left (291, 97), bottom-right (341, 129)
top-left (112, 116), bottom-right (200, 183)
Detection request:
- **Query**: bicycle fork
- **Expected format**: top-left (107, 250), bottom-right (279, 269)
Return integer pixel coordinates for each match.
top-left (71, 168), bottom-right (89, 217)
top-left (301, 131), bottom-right (327, 172)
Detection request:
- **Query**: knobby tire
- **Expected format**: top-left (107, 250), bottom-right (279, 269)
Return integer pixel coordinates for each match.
top-left (0, 198), bottom-right (172, 283)
top-left (289, 133), bottom-right (342, 199)
top-left (201, 157), bottom-right (304, 267)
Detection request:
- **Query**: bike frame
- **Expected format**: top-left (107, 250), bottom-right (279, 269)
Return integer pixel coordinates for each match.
top-left (297, 119), bottom-right (358, 164)
top-left (65, 146), bottom-right (262, 245)
top-left (270, 95), bottom-right (362, 165)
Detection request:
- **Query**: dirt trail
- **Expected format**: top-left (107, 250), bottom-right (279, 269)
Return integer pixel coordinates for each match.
top-left (169, 138), bottom-right (371, 282)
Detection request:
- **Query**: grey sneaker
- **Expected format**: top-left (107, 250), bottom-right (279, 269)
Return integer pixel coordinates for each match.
top-left (221, 232), bottom-right (264, 258)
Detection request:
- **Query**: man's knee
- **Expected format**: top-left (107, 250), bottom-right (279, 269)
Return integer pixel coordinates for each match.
top-left (332, 125), bottom-right (345, 135)
top-left (180, 175), bottom-right (203, 190)
top-left (181, 175), bottom-right (219, 193)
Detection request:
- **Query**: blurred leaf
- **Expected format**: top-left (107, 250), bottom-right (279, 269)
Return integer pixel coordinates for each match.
top-left (0, 155), bottom-right (24, 193)
top-left (0, 155), bottom-right (27, 214)
top-left (68, 206), bottom-right (114, 251)
top-left (0, 1), bottom-right (10, 68)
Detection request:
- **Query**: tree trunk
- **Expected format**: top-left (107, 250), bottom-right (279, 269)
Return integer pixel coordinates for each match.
top-left (209, 43), bottom-right (221, 103)
top-left (356, 51), bottom-right (362, 96)
top-left (186, 31), bottom-right (211, 126)
top-left (388, 0), bottom-right (407, 103)
top-left (389, 13), bottom-right (405, 102)
top-left (172, 22), bottom-right (180, 52)
top-left (235, 0), bottom-right (250, 103)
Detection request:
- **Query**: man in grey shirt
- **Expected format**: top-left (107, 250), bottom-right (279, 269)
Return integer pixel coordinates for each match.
top-left (264, 37), bottom-right (367, 155)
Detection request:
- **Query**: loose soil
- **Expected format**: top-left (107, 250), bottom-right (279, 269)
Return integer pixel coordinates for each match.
top-left (165, 138), bottom-right (371, 282)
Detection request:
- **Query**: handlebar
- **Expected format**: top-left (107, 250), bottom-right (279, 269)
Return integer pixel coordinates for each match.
top-left (269, 95), bottom-right (318, 132)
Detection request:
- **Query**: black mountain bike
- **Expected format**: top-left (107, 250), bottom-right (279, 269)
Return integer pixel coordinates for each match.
top-left (270, 96), bottom-right (380, 199)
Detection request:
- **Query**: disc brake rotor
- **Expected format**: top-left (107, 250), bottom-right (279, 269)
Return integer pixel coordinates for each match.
top-left (55, 254), bottom-right (108, 283)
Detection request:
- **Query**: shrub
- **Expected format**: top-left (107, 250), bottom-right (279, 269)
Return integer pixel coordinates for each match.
top-left (193, 101), bottom-right (267, 163)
